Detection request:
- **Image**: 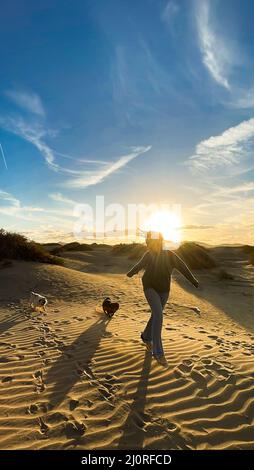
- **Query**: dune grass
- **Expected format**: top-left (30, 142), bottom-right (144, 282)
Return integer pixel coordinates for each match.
top-left (52, 241), bottom-right (93, 255)
top-left (112, 243), bottom-right (147, 260)
top-left (112, 241), bottom-right (216, 269)
top-left (0, 229), bottom-right (63, 265)
top-left (242, 245), bottom-right (254, 265)
top-left (176, 242), bottom-right (217, 269)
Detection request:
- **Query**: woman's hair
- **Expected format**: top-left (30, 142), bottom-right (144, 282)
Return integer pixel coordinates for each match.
top-left (146, 231), bottom-right (164, 252)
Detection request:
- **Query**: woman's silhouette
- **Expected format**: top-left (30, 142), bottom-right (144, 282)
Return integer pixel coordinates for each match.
top-left (127, 231), bottom-right (199, 367)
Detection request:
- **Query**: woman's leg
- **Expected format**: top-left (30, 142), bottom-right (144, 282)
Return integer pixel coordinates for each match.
top-left (142, 291), bottom-right (168, 342)
top-left (159, 292), bottom-right (169, 311)
top-left (142, 291), bottom-right (153, 343)
top-left (143, 288), bottom-right (164, 356)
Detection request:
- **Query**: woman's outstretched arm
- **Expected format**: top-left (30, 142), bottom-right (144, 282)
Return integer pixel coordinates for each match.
top-left (172, 252), bottom-right (199, 288)
top-left (126, 251), bottom-right (149, 277)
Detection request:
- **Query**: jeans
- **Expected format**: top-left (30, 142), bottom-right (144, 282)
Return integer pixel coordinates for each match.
top-left (142, 288), bottom-right (169, 356)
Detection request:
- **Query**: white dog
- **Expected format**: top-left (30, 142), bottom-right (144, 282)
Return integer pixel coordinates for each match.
top-left (30, 291), bottom-right (48, 312)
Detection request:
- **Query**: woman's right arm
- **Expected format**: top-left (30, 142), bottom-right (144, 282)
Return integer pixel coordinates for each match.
top-left (126, 251), bottom-right (149, 277)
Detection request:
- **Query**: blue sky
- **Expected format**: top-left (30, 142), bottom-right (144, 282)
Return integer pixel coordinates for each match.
top-left (0, 0), bottom-right (254, 244)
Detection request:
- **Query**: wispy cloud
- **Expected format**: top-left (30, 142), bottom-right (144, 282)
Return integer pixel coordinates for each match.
top-left (0, 115), bottom-right (151, 188)
top-left (49, 192), bottom-right (77, 205)
top-left (0, 116), bottom-right (58, 170)
top-left (187, 117), bottom-right (254, 173)
top-left (5, 89), bottom-right (45, 116)
top-left (230, 87), bottom-right (254, 109)
top-left (196, 0), bottom-right (232, 90)
top-left (213, 181), bottom-right (254, 196)
top-left (161, 1), bottom-right (179, 29)
top-left (0, 189), bottom-right (75, 224)
top-left (64, 146), bottom-right (152, 188)
top-left (0, 143), bottom-right (8, 169)
top-left (0, 190), bottom-right (20, 208)
top-left (0, 189), bottom-right (44, 220)
top-left (185, 117), bottom-right (254, 238)
top-left (54, 151), bottom-right (111, 165)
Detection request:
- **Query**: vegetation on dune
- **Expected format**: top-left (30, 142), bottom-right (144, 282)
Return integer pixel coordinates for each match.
top-left (42, 243), bottom-right (62, 253)
top-left (176, 242), bottom-right (217, 269)
top-left (249, 254), bottom-right (254, 266)
top-left (0, 229), bottom-right (63, 265)
top-left (242, 245), bottom-right (254, 254)
top-left (112, 243), bottom-right (147, 259)
top-left (242, 245), bottom-right (254, 265)
top-left (52, 241), bottom-right (93, 255)
top-left (90, 242), bottom-right (111, 249)
top-left (112, 241), bottom-right (217, 269)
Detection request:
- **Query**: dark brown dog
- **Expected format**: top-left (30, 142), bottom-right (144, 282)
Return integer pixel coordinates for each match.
top-left (102, 297), bottom-right (119, 318)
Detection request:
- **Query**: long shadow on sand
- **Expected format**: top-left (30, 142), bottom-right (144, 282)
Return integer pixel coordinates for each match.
top-left (117, 350), bottom-right (152, 449)
top-left (45, 317), bottom-right (109, 409)
top-left (0, 311), bottom-right (25, 336)
top-left (174, 270), bottom-right (254, 333)
top-left (117, 352), bottom-right (190, 450)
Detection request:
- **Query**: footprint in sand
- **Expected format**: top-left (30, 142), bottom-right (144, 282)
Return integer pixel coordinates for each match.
top-left (38, 417), bottom-right (49, 434)
top-left (151, 417), bottom-right (180, 434)
top-left (2, 376), bottom-right (13, 383)
top-left (69, 399), bottom-right (79, 411)
top-left (103, 331), bottom-right (114, 338)
top-left (190, 369), bottom-right (207, 387)
top-left (33, 370), bottom-right (46, 393)
top-left (65, 421), bottom-right (86, 438)
top-left (34, 370), bottom-right (43, 380)
top-left (201, 358), bottom-right (213, 366)
top-left (28, 404), bottom-right (38, 414)
top-left (190, 354), bottom-right (200, 360)
top-left (36, 351), bottom-right (46, 357)
top-left (28, 402), bottom-right (48, 415)
top-left (173, 368), bottom-right (186, 379)
top-left (202, 359), bottom-right (233, 380)
top-left (0, 357), bottom-right (12, 363)
top-left (98, 386), bottom-right (113, 401)
top-left (104, 373), bottom-right (118, 383)
top-left (43, 412), bottom-right (67, 426)
top-left (176, 359), bottom-right (194, 375)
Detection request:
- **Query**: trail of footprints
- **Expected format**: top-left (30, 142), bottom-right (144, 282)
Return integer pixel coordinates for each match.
top-left (1, 301), bottom-right (254, 449)
top-left (10, 308), bottom-right (120, 441)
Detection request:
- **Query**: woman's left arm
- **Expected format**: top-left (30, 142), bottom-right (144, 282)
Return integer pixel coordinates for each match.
top-left (172, 252), bottom-right (199, 288)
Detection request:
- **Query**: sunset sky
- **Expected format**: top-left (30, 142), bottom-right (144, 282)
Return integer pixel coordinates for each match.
top-left (0, 0), bottom-right (254, 245)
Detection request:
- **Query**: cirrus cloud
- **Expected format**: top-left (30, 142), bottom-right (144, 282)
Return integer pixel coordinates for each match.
top-left (5, 89), bottom-right (45, 116)
top-left (187, 117), bottom-right (254, 173)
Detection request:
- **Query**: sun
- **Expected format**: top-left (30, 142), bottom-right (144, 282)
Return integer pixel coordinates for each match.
top-left (143, 210), bottom-right (182, 244)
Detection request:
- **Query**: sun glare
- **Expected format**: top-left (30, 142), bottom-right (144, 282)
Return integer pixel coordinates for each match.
top-left (143, 210), bottom-right (182, 244)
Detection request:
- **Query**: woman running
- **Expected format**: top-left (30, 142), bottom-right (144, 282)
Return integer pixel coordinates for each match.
top-left (127, 231), bottom-right (199, 367)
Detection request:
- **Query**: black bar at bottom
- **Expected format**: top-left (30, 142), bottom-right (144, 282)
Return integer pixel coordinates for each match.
top-left (0, 449), bottom-right (253, 467)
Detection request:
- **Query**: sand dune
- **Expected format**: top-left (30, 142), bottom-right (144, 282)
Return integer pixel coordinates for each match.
top-left (0, 246), bottom-right (254, 450)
